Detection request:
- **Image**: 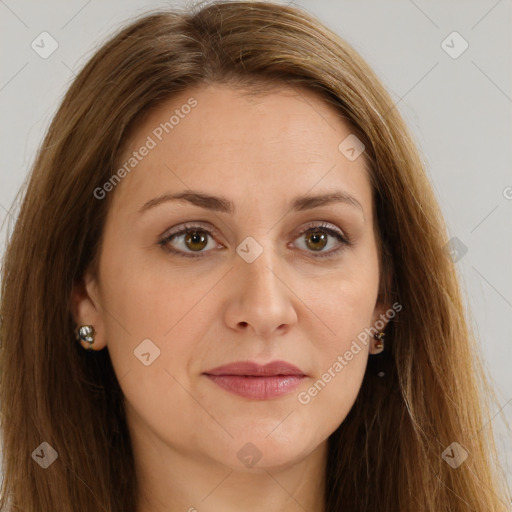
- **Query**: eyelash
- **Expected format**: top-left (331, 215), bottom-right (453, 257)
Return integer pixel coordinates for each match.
top-left (157, 221), bottom-right (352, 259)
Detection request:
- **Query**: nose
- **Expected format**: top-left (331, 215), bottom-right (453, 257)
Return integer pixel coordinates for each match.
top-left (223, 243), bottom-right (298, 338)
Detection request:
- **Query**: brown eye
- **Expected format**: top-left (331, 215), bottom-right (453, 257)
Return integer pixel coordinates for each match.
top-left (159, 224), bottom-right (220, 258)
top-left (304, 230), bottom-right (328, 251)
top-left (184, 230), bottom-right (209, 251)
top-left (293, 223), bottom-right (351, 259)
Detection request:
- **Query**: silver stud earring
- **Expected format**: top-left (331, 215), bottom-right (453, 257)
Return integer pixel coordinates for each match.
top-left (75, 325), bottom-right (95, 351)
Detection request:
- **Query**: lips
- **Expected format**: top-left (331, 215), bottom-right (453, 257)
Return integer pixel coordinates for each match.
top-left (203, 360), bottom-right (307, 400)
top-left (204, 360), bottom-right (306, 377)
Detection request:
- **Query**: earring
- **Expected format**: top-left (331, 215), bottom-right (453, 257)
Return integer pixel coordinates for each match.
top-left (373, 331), bottom-right (385, 352)
top-left (75, 325), bottom-right (95, 351)
top-left (368, 331), bottom-right (391, 379)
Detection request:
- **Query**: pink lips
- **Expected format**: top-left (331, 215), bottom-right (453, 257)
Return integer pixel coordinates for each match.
top-left (203, 360), bottom-right (306, 400)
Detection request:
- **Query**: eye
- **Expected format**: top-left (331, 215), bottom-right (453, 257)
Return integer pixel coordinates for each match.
top-left (292, 222), bottom-right (352, 259)
top-left (158, 222), bottom-right (222, 258)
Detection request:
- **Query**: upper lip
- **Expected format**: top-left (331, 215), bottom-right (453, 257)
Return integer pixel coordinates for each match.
top-left (204, 360), bottom-right (306, 377)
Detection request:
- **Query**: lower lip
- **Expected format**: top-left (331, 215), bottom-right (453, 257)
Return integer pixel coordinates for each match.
top-left (204, 374), bottom-right (305, 400)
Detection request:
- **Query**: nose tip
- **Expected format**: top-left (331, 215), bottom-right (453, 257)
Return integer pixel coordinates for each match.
top-left (224, 251), bottom-right (298, 337)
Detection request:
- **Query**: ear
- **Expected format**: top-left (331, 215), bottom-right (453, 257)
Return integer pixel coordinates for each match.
top-left (71, 269), bottom-right (108, 351)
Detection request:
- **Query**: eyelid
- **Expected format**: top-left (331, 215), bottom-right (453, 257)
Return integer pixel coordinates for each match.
top-left (160, 221), bottom-right (223, 242)
top-left (295, 220), bottom-right (346, 239)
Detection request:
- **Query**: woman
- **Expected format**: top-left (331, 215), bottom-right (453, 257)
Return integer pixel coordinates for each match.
top-left (0, 1), bottom-right (509, 511)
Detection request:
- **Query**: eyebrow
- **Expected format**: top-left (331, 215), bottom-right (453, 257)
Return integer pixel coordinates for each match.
top-left (138, 189), bottom-right (364, 215)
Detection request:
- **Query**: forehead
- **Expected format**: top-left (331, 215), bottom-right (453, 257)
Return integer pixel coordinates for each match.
top-left (110, 83), bottom-right (373, 218)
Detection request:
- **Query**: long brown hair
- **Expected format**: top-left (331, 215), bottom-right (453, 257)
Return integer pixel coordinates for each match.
top-left (1, 2), bottom-right (509, 510)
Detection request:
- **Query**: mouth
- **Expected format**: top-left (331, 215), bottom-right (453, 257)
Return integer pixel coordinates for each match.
top-left (203, 360), bottom-right (307, 400)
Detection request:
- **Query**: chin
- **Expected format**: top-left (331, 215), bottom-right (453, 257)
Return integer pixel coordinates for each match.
top-left (219, 428), bottom-right (320, 473)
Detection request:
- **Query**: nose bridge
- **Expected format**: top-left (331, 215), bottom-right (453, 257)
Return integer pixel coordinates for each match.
top-left (237, 236), bottom-right (283, 298)
top-left (225, 234), bottom-right (297, 335)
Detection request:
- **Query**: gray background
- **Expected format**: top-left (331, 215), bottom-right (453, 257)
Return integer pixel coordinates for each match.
top-left (1, 0), bottom-right (511, 496)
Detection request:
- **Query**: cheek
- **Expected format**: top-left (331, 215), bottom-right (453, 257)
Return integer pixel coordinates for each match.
top-left (96, 241), bottom-right (231, 399)
top-left (95, 250), bottom-right (221, 451)
top-left (98, 239), bottom-right (214, 339)
top-left (295, 282), bottom-right (375, 421)
top-left (292, 251), bottom-right (380, 420)
top-left (294, 241), bottom-right (380, 352)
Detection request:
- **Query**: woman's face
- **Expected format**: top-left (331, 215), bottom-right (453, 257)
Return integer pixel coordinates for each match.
top-left (75, 83), bottom-right (388, 472)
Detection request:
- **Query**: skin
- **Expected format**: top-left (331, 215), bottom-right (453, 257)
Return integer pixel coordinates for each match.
top-left (73, 83), bottom-right (389, 512)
